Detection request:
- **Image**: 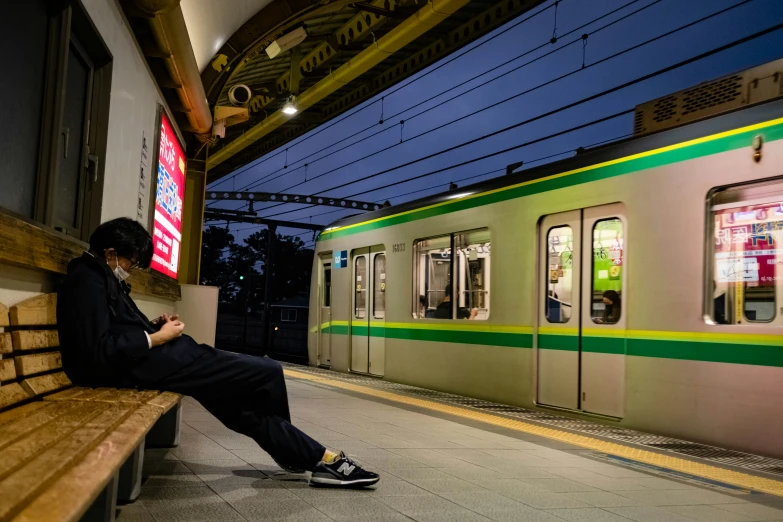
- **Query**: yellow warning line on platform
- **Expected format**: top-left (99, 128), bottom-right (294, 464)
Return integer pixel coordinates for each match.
top-left (284, 369), bottom-right (783, 497)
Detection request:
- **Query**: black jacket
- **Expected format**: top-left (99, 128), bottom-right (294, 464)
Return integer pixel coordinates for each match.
top-left (57, 253), bottom-right (209, 386)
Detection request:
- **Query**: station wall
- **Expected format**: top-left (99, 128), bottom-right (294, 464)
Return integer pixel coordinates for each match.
top-left (0, 0), bottom-right (183, 314)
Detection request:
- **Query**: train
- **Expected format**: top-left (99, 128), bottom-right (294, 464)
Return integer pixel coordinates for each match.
top-left (307, 58), bottom-right (783, 458)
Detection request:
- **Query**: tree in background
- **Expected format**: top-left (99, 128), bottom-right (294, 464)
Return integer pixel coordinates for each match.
top-left (199, 225), bottom-right (314, 308)
top-left (240, 229), bottom-right (314, 310)
top-left (200, 226), bottom-right (237, 298)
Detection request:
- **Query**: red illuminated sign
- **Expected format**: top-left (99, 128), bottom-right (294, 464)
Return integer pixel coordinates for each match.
top-left (150, 112), bottom-right (185, 279)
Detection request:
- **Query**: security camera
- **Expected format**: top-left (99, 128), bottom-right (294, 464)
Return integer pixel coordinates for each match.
top-left (265, 27), bottom-right (308, 59)
top-left (228, 84), bottom-right (252, 106)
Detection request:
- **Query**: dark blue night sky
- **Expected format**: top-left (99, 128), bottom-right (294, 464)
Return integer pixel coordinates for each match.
top-left (207, 0), bottom-right (783, 246)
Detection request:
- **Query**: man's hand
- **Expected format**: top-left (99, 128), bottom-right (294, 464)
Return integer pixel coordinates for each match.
top-left (149, 316), bottom-right (185, 347)
top-left (152, 313), bottom-right (180, 325)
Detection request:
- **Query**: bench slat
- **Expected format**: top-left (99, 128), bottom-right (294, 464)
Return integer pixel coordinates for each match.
top-left (12, 403), bottom-right (160, 522)
top-left (0, 402), bottom-right (83, 449)
top-left (9, 294), bottom-right (57, 326)
top-left (146, 391), bottom-right (181, 414)
top-left (0, 403), bottom-right (132, 521)
top-left (14, 353), bottom-right (62, 376)
top-left (43, 388), bottom-right (93, 402)
top-left (0, 302), bottom-right (9, 327)
top-left (11, 331), bottom-right (59, 351)
top-left (0, 402), bottom-right (50, 429)
top-left (20, 372), bottom-right (71, 397)
top-left (92, 389), bottom-right (161, 405)
top-left (44, 387), bottom-right (113, 402)
top-left (0, 359), bottom-right (16, 381)
top-left (0, 333), bottom-right (11, 354)
top-left (0, 402), bottom-right (106, 480)
top-left (0, 383), bottom-right (32, 410)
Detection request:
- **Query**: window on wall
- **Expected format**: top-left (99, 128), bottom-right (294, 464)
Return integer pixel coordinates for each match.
top-left (413, 228), bottom-right (490, 320)
top-left (709, 181), bottom-right (783, 325)
top-left (281, 309), bottom-right (297, 322)
top-left (0, 0), bottom-right (111, 240)
top-left (355, 256), bottom-right (367, 319)
top-left (546, 226), bottom-right (574, 323)
top-left (591, 218), bottom-right (624, 324)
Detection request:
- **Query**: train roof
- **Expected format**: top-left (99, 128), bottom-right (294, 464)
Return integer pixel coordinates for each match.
top-left (318, 97), bottom-right (783, 240)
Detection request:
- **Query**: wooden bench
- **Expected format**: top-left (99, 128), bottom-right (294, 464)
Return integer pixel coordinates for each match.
top-left (0, 294), bottom-right (182, 522)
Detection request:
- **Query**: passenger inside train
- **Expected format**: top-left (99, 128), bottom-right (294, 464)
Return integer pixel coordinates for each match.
top-left (433, 285), bottom-right (478, 319)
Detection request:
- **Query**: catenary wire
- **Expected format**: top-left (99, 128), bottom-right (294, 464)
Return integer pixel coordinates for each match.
top-left (228, 0), bottom-right (661, 198)
top-left (207, 0), bottom-right (562, 193)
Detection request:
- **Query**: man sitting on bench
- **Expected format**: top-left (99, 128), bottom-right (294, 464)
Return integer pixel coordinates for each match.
top-left (57, 217), bottom-right (379, 488)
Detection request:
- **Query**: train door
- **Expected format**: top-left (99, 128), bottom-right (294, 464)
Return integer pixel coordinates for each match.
top-left (537, 204), bottom-right (626, 418)
top-left (318, 255), bottom-right (332, 367)
top-left (351, 246), bottom-right (386, 376)
top-left (537, 211), bottom-right (581, 410)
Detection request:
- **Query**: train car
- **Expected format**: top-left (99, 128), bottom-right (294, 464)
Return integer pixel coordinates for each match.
top-left (308, 58), bottom-right (783, 458)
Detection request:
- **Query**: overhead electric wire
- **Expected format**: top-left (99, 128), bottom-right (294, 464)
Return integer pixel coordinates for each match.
top-left (229, 0), bottom-right (660, 198)
top-left (226, 131), bottom-right (632, 232)
top-left (207, 0), bottom-right (562, 192)
top-left (254, 0), bottom-right (767, 216)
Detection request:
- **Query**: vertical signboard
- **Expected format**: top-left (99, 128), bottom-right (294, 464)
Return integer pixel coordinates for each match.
top-left (151, 112), bottom-right (185, 279)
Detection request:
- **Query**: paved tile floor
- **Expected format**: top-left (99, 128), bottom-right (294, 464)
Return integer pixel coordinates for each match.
top-left (118, 377), bottom-right (783, 522)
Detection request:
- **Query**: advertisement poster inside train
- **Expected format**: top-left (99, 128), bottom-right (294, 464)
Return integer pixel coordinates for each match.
top-left (151, 112), bottom-right (186, 279)
top-left (715, 202), bottom-right (783, 286)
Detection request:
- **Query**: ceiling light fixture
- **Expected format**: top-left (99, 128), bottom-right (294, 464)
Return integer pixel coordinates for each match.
top-left (282, 95), bottom-right (298, 115)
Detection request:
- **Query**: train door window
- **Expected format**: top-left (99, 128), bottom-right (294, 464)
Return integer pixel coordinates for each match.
top-left (373, 253), bottom-right (386, 319)
top-left (323, 264), bottom-right (332, 307)
top-left (591, 218), bottom-right (623, 324)
top-left (355, 256), bottom-right (367, 319)
top-left (413, 234), bottom-right (452, 318)
top-left (709, 181), bottom-right (783, 324)
top-left (546, 226), bottom-right (574, 323)
top-left (455, 229), bottom-right (490, 320)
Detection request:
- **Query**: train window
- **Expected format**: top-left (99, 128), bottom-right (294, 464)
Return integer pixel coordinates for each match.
top-left (413, 234), bottom-right (452, 319)
top-left (454, 229), bottom-right (490, 320)
top-left (709, 182), bottom-right (783, 324)
top-left (373, 254), bottom-right (386, 319)
top-left (546, 226), bottom-right (574, 323)
top-left (591, 218), bottom-right (623, 324)
top-left (355, 256), bottom-right (367, 319)
top-left (323, 265), bottom-right (332, 307)
top-left (413, 229), bottom-right (490, 320)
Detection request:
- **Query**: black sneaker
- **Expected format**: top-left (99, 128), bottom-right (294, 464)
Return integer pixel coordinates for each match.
top-left (309, 452), bottom-right (380, 487)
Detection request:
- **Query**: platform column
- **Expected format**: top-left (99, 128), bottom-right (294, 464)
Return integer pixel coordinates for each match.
top-left (179, 158), bottom-right (207, 286)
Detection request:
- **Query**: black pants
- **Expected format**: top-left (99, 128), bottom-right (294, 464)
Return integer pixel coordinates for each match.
top-left (141, 348), bottom-right (326, 471)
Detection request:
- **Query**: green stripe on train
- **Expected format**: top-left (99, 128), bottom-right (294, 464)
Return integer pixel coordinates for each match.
top-left (329, 326), bottom-right (783, 367)
top-left (319, 121), bottom-right (783, 240)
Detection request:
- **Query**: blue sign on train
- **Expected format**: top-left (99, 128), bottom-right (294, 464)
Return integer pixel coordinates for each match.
top-left (333, 250), bottom-right (348, 268)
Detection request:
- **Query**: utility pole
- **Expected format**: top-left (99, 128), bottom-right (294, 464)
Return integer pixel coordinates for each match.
top-left (262, 224), bottom-right (277, 357)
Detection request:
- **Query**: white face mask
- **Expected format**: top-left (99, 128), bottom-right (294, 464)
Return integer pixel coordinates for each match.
top-left (109, 258), bottom-right (131, 282)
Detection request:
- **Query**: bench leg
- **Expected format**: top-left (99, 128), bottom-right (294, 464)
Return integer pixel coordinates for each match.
top-left (145, 402), bottom-right (181, 448)
top-left (117, 440), bottom-right (144, 503)
top-left (79, 472), bottom-right (118, 522)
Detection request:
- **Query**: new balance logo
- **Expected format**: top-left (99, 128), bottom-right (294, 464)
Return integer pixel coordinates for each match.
top-left (337, 462), bottom-right (355, 475)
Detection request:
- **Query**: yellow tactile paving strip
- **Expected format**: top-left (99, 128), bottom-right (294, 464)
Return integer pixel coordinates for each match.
top-left (285, 368), bottom-right (783, 498)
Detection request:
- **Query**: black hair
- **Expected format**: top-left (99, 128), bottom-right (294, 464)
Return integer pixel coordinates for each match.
top-left (419, 295), bottom-right (427, 307)
top-left (444, 284), bottom-right (452, 298)
top-left (89, 217), bottom-right (153, 268)
top-left (603, 290), bottom-right (620, 305)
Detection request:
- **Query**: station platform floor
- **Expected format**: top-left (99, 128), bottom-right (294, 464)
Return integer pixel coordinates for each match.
top-left (119, 364), bottom-right (783, 522)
